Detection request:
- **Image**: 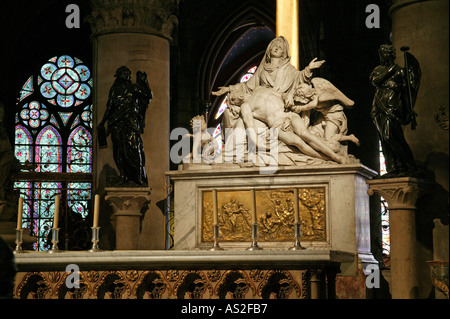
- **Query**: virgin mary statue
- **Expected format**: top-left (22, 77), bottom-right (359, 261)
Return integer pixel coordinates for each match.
top-left (213, 36), bottom-right (323, 109)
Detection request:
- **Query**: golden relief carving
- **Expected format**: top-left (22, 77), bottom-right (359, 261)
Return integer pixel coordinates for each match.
top-left (202, 187), bottom-right (326, 242)
top-left (14, 268), bottom-right (308, 299)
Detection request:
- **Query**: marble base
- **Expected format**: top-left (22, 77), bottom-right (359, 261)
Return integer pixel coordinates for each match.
top-left (166, 164), bottom-right (377, 266)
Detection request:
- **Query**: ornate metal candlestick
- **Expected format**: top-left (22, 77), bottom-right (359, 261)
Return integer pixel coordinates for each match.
top-left (48, 227), bottom-right (60, 253)
top-left (289, 222), bottom-right (305, 250)
top-left (88, 226), bottom-right (102, 252)
top-left (209, 224), bottom-right (224, 251)
top-left (247, 223), bottom-right (263, 251)
top-left (14, 228), bottom-right (24, 254)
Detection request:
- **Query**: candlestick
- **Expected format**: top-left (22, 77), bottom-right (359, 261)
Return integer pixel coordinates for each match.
top-left (247, 223), bottom-right (263, 250)
top-left (48, 227), bottom-right (60, 253)
top-left (17, 197), bottom-right (24, 230)
top-left (289, 222), bottom-right (305, 250)
top-left (14, 228), bottom-right (24, 254)
top-left (53, 194), bottom-right (60, 228)
top-left (209, 224), bottom-right (224, 251)
top-left (93, 194), bottom-right (100, 227)
top-left (87, 226), bottom-right (102, 252)
top-left (251, 189), bottom-right (257, 224)
top-left (212, 189), bottom-right (218, 225)
top-left (293, 188), bottom-right (299, 224)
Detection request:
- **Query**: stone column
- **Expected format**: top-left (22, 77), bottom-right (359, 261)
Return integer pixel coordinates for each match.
top-left (389, 0), bottom-right (449, 189)
top-left (87, 0), bottom-right (178, 249)
top-left (367, 177), bottom-right (430, 298)
top-left (105, 187), bottom-right (151, 250)
top-left (309, 269), bottom-right (321, 299)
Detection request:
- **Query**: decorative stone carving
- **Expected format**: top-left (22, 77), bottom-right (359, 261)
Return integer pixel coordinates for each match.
top-left (201, 187), bottom-right (326, 243)
top-left (14, 266), bottom-right (311, 299)
top-left (86, 0), bottom-right (179, 40)
top-left (366, 177), bottom-right (431, 298)
top-left (105, 187), bottom-right (151, 250)
top-left (366, 177), bottom-right (430, 210)
top-left (169, 164), bottom-right (376, 252)
top-left (209, 36), bottom-right (359, 167)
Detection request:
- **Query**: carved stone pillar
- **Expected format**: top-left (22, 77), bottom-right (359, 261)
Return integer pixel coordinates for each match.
top-left (105, 187), bottom-right (151, 250)
top-left (308, 269), bottom-right (322, 299)
top-left (87, 0), bottom-right (178, 249)
top-left (389, 0), bottom-right (449, 188)
top-left (366, 177), bottom-right (430, 298)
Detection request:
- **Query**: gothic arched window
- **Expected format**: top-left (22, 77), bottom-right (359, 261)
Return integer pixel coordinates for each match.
top-left (214, 65), bottom-right (258, 121)
top-left (379, 141), bottom-right (390, 268)
top-left (14, 55), bottom-right (93, 251)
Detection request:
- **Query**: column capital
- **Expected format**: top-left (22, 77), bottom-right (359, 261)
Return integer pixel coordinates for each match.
top-left (366, 177), bottom-right (431, 210)
top-left (105, 187), bottom-right (151, 215)
top-left (389, 0), bottom-right (426, 15)
top-left (86, 0), bottom-right (179, 40)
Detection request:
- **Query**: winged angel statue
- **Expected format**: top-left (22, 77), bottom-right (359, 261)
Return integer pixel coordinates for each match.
top-left (370, 44), bottom-right (422, 177)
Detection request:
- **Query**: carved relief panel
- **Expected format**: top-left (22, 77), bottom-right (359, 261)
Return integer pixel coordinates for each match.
top-left (201, 187), bottom-right (327, 243)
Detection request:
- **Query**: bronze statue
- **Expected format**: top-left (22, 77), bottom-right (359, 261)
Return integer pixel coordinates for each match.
top-left (370, 45), bottom-right (421, 178)
top-left (98, 66), bottom-right (153, 186)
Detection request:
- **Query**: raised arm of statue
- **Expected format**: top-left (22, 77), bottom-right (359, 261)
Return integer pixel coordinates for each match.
top-left (211, 36), bottom-right (324, 106)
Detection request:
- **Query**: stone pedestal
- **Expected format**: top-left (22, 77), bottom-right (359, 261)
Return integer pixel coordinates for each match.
top-left (167, 164), bottom-right (377, 266)
top-left (105, 187), bottom-right (151, 250)
top-left (367, 177), bottom-right (430, 299)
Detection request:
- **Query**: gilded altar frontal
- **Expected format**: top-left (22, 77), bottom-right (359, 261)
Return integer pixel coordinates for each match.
top-left (202, 188), bottom-right (326, 243)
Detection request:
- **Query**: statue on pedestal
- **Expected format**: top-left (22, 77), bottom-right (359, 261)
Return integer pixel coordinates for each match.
top-left (98, 66), bottom-right (153, 187)
top-left (208, 36), bottom-right (359, 166)
top-left (370, 45), bottom-right (421, 178)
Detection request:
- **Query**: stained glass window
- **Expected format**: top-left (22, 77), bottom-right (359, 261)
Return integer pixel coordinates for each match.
top-left (212, 66), bottom-right (258, 153)
top-left (212, 123), bottom-right (223, 154)
top-left (35, 126), bottom-right (63, 173)
top-left (215, 65), bottom-right (257, 120)
top-left (14, 55), bottom-right (93, 251)
top-left (379, 141), bottom-right (390, 267)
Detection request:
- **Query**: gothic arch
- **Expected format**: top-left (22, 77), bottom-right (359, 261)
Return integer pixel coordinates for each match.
top-left (197, 1), bottom-right (275, 125)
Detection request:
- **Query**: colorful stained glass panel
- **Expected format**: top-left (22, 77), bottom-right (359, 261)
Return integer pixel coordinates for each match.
top-left (35, 126), bottom-right (62, 173)
top-left (14, 125), bottom-right (33, 163)
top-left (215, 97), bottom-right (228, 119)
top-left (67, 182), bottom-right (91, 218)
top-left (19, 76), bottom-right (34, 101)
top-left (41, 63), bottom-right (57, 80)
top-left (57, 55), bottom-right (74, 68)
top-left (75, 65), bottom-right (90, 81)
top-left (75, 83), bottom-right (90, 100)
top-left (67, 126), bottom-right (92, 173)
top-left (379, 141), bottom-right (390, 258)
top-left (14, 54), bottom-right (94, 251)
